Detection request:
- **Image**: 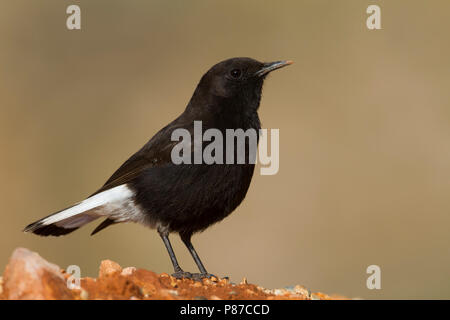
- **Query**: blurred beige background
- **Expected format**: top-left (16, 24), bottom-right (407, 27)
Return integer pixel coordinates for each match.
top-left (1, 0), bottom-right (449, 299)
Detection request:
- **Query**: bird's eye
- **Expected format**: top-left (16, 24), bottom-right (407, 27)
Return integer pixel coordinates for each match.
top-left (230, 69), bottom-right (242, 79)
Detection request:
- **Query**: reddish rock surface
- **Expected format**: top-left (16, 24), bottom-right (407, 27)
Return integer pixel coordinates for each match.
top-left (0, 248), bottom-right (346, 300)
top-left (1, 248), bottom-right (73, 299)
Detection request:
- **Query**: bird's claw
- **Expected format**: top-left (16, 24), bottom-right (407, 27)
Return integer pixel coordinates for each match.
top-left (191, 273), bottom-right (217, 281)
top-left (171, 271), bottom-right (219, 281)
top-left (171, 271), bottom-right (193, 279)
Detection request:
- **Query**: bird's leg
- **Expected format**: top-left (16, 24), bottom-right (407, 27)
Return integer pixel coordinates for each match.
top-left (180, 232), bottom-right (216, 280)
top-left (158, 227), bottom-right (191, 279)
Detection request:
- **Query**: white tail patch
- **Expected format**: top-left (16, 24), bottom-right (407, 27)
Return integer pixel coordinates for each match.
top-left (41, 185), bottom-right (135, 227)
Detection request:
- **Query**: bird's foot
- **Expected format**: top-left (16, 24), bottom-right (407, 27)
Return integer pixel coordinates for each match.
top-left (171, 271), bottom-right (193, 279)
top-left (190, 273), bottom-right (218, 281)
top-left (171, 271), bottom-right (223, 282)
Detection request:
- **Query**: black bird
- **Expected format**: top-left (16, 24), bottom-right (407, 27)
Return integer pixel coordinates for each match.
top-left (24, 57), bottom-right (292, 279)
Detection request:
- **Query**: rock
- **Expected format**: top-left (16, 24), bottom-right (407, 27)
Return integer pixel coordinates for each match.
top-left (2, 248), bottom-right (73, 300)
top-left (170, 277), bottom-right (178, 288)
top-left (79, 289), bottom-right (89, 300)
top-left (245, 288), bottom-right (256, 296)
top-left (294, 284), bottom-right (311, 297)
top-left (311, 293), bottom-right (321, 300)
top-left (0, 247), bottom-right (347, 300)
top-left (121, 267), bottom-right (136, 276)
top-left (99, 260), bottom-right (122, 278)
top-left (273, 289), bottom-right (285, 296)
top-left (128, 269), bottom-right (161, 297)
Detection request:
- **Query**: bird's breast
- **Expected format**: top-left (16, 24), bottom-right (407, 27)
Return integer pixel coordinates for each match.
top-left (131, 162), bottom-right (255, 235)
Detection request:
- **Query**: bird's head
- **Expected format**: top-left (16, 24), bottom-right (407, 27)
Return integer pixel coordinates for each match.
top-left (189, 57), bottom-right (292, 114)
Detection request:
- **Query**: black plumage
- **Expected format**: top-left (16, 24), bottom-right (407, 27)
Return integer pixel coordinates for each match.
top-left (24, 57), bottom-right (292, 279)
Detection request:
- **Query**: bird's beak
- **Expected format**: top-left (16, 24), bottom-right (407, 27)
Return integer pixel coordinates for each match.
top-left (255, 60), bottom-right (293, 77)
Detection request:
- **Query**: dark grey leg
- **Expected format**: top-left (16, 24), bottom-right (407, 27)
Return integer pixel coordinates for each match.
top-left (180, 233), bottom-right (216, 279)
top-left (158, 227), bottom-right (191, 279)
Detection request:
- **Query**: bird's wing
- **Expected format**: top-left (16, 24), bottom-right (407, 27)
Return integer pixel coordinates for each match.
top-left (91, 115), bottom-right (194, 196)
top-left (88, 122), bottom-right (186, 235)
top-left (89, 114), bottom-right (195, 235)
top-left (92, 132), bottom-right (176, 196)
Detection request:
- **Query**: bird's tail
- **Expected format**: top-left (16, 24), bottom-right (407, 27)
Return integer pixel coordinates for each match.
top-left (23, 185), bottom-right (133, 237)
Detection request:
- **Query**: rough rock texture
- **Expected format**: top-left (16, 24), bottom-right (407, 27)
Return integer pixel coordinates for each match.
top-left (1, 248), bottom-right (73, 299)
top-left (0, 248), bottom-right (346, 300)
